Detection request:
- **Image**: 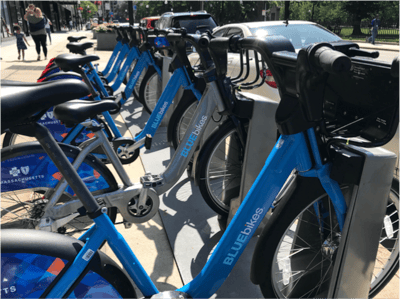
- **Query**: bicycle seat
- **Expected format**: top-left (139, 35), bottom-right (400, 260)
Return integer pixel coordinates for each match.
top-left (55, 53), bottom-right (99, 72)
top-left (54, 99), bottom-right (119, 126)
top-left (1, 80), bottom-right (90, 131)
top-left (67, 36), bottom-right (87, 42)
top-left (66, 42), bottom-right (94, 55)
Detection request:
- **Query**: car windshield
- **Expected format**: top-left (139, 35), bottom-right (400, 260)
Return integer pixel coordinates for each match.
top-left (249, 24), bottom-right (341, 49)
top-left (175, 16), bottom-right (217, 33)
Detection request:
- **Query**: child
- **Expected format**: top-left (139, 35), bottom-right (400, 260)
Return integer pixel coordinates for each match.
top-left (13, 25), bottom-right (30, 60)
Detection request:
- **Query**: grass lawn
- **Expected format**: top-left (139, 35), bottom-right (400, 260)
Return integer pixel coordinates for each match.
top-left (338, 27), bottom-right (399, 43)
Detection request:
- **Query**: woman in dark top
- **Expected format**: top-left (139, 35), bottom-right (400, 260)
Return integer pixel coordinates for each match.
top-left (24, 4), bottom-right (47, 60)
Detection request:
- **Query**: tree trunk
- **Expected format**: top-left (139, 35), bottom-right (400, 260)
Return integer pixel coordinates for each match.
top-left (352, 16), bottom-right (363, 35)
top-left (284, 1), bottom-right (290, 20)
top-left (311, 2), bottom-right (316, 22)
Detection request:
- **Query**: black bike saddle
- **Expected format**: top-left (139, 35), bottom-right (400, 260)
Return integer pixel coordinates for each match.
top-left (67, 36), bottom-right (87, 42)
top-left (66, 42), bottom-right (94, 55)
top-left (54, 99), bottom-right (118, 127)
top-left (1, 80), bottom-right (90, 131)
top-left (55, 53), bottom-right (99, 72)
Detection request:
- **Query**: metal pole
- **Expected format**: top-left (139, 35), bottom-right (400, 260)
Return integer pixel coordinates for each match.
top-left (128, 0), bottom-right (133, 26)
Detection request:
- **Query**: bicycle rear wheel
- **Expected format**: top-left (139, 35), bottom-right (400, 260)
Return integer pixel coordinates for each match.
top-left (1, 142), bottom-right (118, 235)
top-left (255, 177), bottom-right (399, 298)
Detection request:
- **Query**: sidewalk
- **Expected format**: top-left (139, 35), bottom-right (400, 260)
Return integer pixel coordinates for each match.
top-left (0, 30), bottom-right (184, 296)
top-left (356, 40), bottom-right (399, 52)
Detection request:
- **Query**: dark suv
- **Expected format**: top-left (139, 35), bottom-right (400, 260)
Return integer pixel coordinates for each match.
top-left (156, 11), bottom-right (217, 35)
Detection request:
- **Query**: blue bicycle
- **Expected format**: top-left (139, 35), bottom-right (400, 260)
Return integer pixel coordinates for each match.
top-left (1, 33), bottom-right (399, 298)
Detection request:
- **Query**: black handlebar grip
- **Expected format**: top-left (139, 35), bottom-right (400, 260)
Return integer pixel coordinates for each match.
top-left (208, 37), bottom-right (230, 52)
top-left (391, 56), bottom-right (399, 78)
top-left (166, 33), bottom-right (183, 43)
top-left (313, 46), bottom-right (352, 74)
top-left (370, 51), bottom-right (380, 58)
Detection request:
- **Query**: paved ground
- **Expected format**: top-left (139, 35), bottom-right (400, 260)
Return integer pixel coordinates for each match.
top-left (1, 30), bottom-right (398, 298)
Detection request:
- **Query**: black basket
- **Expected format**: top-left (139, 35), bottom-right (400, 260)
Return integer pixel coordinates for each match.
top-left (323, 58), bottom-right (399, 144)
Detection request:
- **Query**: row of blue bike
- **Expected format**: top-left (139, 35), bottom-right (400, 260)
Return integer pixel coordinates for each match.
top-left (1, 25), bottom-right (399, 298)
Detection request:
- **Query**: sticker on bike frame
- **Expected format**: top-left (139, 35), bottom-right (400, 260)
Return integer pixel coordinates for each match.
top-left (82, 249), bottom-right (95, 261)
top-left (154, 36), bottom-right (170, 48)
top-left (1, 253), bottom-right (122, 298)
top-left (36, 107), bottom-right (95, 144)
top-left (1, 153), bottom-right (110, 195)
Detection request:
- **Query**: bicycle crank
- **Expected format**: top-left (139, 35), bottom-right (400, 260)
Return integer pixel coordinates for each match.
top-left (113, 138), bottom-right (140, 164)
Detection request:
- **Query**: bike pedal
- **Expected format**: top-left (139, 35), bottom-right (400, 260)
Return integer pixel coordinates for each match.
top-left (140, 174), bottom-right (163, 188)
top-left (145, 134), bottom-right (152, 150)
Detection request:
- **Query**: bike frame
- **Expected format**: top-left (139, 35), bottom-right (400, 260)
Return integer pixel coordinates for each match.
top-left (45, 126), bottom-right (348, 299)
top-left (104, 42), bottom-right (131, 82)
top-left (98, 40), bottom-right (124, 76)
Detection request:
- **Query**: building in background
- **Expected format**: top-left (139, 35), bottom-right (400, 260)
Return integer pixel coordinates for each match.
top-left (1, 0), bottom-right (80, 37)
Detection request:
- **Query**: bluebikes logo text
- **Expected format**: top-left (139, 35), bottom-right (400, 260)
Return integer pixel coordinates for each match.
top-left (151, 101), bottom-right (169, 129)
top-left (180, 115), bottom-right (207, 157)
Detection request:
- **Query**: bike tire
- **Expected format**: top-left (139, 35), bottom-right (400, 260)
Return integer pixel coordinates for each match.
top-left (1, 142), bottom-right (118, 235)
top-left (253, 176), bottom-right (399, 298)
top-left (167, 93), bottom-right (199, 150)
top-left (139, 66), bottom-right (162, 114)
top-left (123, 59), bottom-right (140, 101)
top-left (2, 229), bottom-right (136, 298)
top-left (196, 120), bottom-right (247, 216)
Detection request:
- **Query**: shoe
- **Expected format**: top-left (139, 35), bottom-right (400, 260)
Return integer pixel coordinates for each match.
top-left (37, 55), bottom-right (40, 60)
top-left (23, 58), bottom-right (25, 61)
top-left (45, 56), bottom-right (47, 60)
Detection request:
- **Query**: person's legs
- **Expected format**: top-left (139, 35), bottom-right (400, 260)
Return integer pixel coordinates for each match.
top-left (372, 29), bottom-right (377, 44)
top-left (39, 35), bottom-right (47, 59)
top-left (22, 49), bottom-right (25, 60)
top-left (31, 35), bottom-right (41, 58)
top-left (18, 49), bottom-right (21, 60)
top-left (46, 28), bottom-right (52, 44)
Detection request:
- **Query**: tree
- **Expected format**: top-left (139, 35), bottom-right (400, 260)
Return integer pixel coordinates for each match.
top-left (80, 1), bottom-right (98, 22)
top-left (342, 1), bottom-right (380, 35)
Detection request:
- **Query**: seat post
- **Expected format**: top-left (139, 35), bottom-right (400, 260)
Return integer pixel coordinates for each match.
top-left (78, 67), bottom-right (100, 97)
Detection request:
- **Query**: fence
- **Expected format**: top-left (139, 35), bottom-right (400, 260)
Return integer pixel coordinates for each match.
top-left (320, 21), bottom-right (399, 39)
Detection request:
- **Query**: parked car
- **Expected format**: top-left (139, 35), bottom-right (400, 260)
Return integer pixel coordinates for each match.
top-left (189, 20), bottom-right (342, 102)
top-left (140, 16), bottom-right (160, 29)
top-left (156, 11), bottom-right (218, 55)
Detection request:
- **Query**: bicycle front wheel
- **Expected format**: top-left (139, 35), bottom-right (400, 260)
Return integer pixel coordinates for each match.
top-left (1, 142), bottom-right (118, 235)
top-left (257, 177), bottom-right (399, 298)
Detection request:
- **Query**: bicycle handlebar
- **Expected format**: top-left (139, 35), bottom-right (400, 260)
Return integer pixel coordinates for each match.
top-left (309, 44), bottom-right (352, 75)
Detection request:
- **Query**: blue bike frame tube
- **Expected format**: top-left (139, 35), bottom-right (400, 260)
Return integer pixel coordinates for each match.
top-left (62, 123), bottom-right (84, 144)
top-left (110, 47), bottom-right (141, 91)
top-left (101, 41), bottom-right (123, 76)
top-left (135, 68), bottom-right (189, 141)
top-left (178, 133), bottom-right (312, 298)
top-left (90, 63), bottom-right (111, 98)
top-left (121, 51), bottom-right (153, 105)
top-left (299, 128), bottom-right (347, 230)
top-left (46, 213), bottom-right (159, 298)
top-left (105, 43), bottom-right (130, 82)
top-left (91, 94), bottom-right (123, 139)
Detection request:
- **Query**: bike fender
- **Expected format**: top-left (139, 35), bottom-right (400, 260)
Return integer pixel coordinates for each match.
top-left (250, 175), bottom-right (322, 285)
top-left (2, 229), bottom-right (136, 298)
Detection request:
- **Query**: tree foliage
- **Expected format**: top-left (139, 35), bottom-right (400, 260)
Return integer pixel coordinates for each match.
top-left (80, 1), bottom-right (98, 21)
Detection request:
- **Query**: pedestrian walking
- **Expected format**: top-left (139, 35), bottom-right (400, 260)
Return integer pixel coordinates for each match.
top-left (69, 19), bottom-right (73, 31)
top-left (43, 13), bottom-right (52, 45)
top-left (367, 14), bottom-right (381, 45)
top-left (24, 4), bottom-right (47, 60)
top-left (13, 24), bottom-right (30, 60)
